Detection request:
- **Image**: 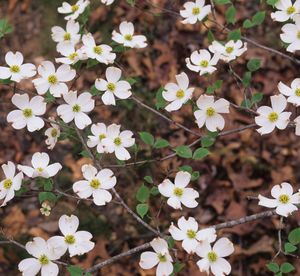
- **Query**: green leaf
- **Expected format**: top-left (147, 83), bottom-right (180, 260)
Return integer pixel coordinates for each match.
top-left (280, 262), bottom-right (295, 273)
top-left (155, 87), bottom-right (167, 109)
top-left (241, 99), bottom-right (252, 108)
top-left (252, 11), bottom-right (265, 25)
top-left (79, 150), bottom-right (91, 158)
top-left (193, 148), bottom-right (210, 159)
top-left (206, 80), bottom-right (223, 94)
top-left (207, 30), bottom-right (215, 43)
top-left (215, 0), bottom-right (231, 4)
top-left (45, 91), bottom-right (55, 103)
top-left (38, 192), bottom-right (57, 203)
top-left (0, 18), bottom-right (13, 38)
top-left (86, 59), bottom-right (99, 68)
top-left (242, 71), bottom-right (252, 87)
top-left (139, 132), bottom-right (154, 146)
top-left (179, 165), bottom-right (193, 174)
top-left (150, 186), bottom-right (159, 196)
top-left (90, 85), bottom-right (101, 96)
top-left (247, 59), bottom-right (261, 72)
top-left (175, 146), bottom-right (193, 158)
top-left (173, 262), bottom-right (185, 273)
top-left (201, 137), bottom-right (215, 147)
top-left (154, 139), bottom-right (169, 149)
top-left (243, 19), bottom-right (254, 29)
top-left (191, 171), bottom-right (200, 181)
top-left (225, 5), bottom-right (236, 24)
top-left (136, 184), bottom-right (150, 203)
top-left (136, 203), bottom-right (149, 218)
top-left (127, 78), bottom-right (137, 85)
top-left (67, 265), bottom-right (84, 276)
top-left (144, 176), bottom-right (153, 184)
top-left (227, 29), bottom-right (241, 41)
top-left (43, 179), bottom-right (53, 191)
top-left (0, 78), bottom-right (12, 84)
top-left (251, 92), bottom-right (263, 104)
top-left (288, 228), bottom-right (300, 245)
top-left (284, 242), bottom-right (297, 253)
top-left (267, 0), bottom-right (278, 6)
top-left (266, 262), bottom-right (280, 273)
top-left (126, 0), bottom-right (135, 6)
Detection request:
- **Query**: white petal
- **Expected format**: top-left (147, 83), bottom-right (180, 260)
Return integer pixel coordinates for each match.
top-left (41, 262), bottom-right (59, 276)
top-left (174, 171), bottom-right (191, 188)
top-left (92, 189), bottom-right (112, 206)
top-left (258, 195), bottom-right (278, 208)
top-left (18, 258), bottom-right (41, 276)
top-left (213, 237), bottom-right (234, 257)
top-left (158, 179), bottom-right (174, 197)
top-left (139, 251), bottom-right (159, 269)
top-left (59, 214), bottom-right (79, 235)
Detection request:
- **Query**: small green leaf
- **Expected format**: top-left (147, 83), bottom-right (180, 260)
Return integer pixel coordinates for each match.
top-left (201, 137), bottom-right (215, 147)
top-left (173, 262), bottom-right (185, 273)
top-left (0, 18), bottom-right (13, 38)
top-left (247, 59), bottom-right (261, 72)
top-left (168, 236), bottom-right (175, 249)
top-left (280, 262), bottom-right (295, 273)
top-left (0, 78), bottom-right (12, 84)
top-left (136, 203), bottom-right (149, 218)
top-left (126, 0), bottom-right (135, 6)
top-left (242, 71), bottom-right (252, 87)
top-left (38, 192), bottom-right (57, 203)
top-left (215, 0), bottom-right (231, 4)
top-left (155, 87), bottom-right (167, 109)
top-left (284, 242), bottom-right (297, 253)
top-left (207, 30), bottom-right (215, 43)
top-left (43, 179), bottom-right (53, 191)
top-left (243, 19), bottom-right (254, 29)
top-left (251, 92), bottom-right (263, 104)
top-left (179, 165), bottom-right (193, 174)
top-left (90, 85), bottom-right (101, 96)
top-left (191, 171), bottom-right (200, 181)
top-left (139, 132), bottom-right (154, 146)
top-left (150, 186), bottom-right (159, 196)
top-left (225, 5), bottom-right (236, 24)
top-left (144, 176), bottom-right (153, 184)
top-left (67, 265), bottom-right (84, 276)
top-left (136, 184), bottom-right (150, 203)
top-left (252, 11), bottom-right (265, 25)
top-left (79, 150), bottom-right (91, 158)
top-left (241, 99), bottom-right (252, 108)
top-left (267, 0), bottom-right (278, 6)
top-left (175, 146), bottom-right (193, 158)
top-left (154, 139), bottom-right (169, 148)
top-left (86, 59), bottom-right (99, 68)
top-left (193, 148), bottom-right (210, 160)
top-left (227, 29), bottom-right (241, 41)
top-left (45, 91), bottom-right (55, 103)
top-left (127, 77), bottom-right (138, 85)
top-left (266, 262), bottom-right (280, 273)
top-left (288, 228), bottom-right (300, 245)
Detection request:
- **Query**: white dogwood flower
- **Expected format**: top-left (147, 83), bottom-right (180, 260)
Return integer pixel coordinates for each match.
top-left (58, 0), bottom-right (90, 20)
top-left (48, 214), bottom-right (95, 257)
top-left (95, 66), bottom-right (132, 105)
top-left (180, 0), bottom-right (211, 24)
top-left (44, 118), bottom-right (60, 150)
top-left (0, 51), bottom-right (36, 82)
top-left (73, 164), bottom-right (117, 206)
top-left (255, 94), bottom-right (291, 135)
top-left (280, 16), bottom-right (300, 52)
top-left (82, 33), bottom-right (116, 64)
top-left (18, 152), bottom-right (62, 179)
top-left (33, 61), bottom-right (76, 97)
top-left (278, 78), bottom-right (300, 106)
top-left (139, 238), bottom-right (173, 276)
top-left (87, 123), bottom-right (108, 153)
top-left (102, 124), bottom-right (135, 160)
top-left (158, 171), bottom-right (199, 210)
top-left (194, 95), bottom-right (230, 132)
top-left (258, 182), bottom-right (300, 217)
top-left (7, 93), bottom-right (46, 132)
top-left (18, 237), bottom-right (62, 276)
top-left (186, 49), bottom-right (219, 75)
top-left (57, 91), bottom-right (95, 129)
top-left (196, 237), bottom-right (234, 276)
top-left (112, 21), bottom-right (147, 48)
top-left (51, 20), bottom-right (81, 52)
top-left (0, 161), bottom-right (23, 207)
top-left (162, 72), bottom-right (194, 112)
top-left (208, 40), bottom-right (247, 62)
top-left (55, 44), bottom-right (86, 65)
top-left (294, 115), bottom-right (300, 135)
top-left (101, 0), bottom-right (115, 5)
top-left (169, 216), bottom-right (216, 254)
top-left (271, 0), bottom-right (300, 22)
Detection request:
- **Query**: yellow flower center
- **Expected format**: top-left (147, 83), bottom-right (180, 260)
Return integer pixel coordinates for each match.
top-left (10, 65), bottom-right (20, 73)
top-left (107, 83), bottom-right (116, 91)
top-left (158, 253), bottom-right (167, 262)
top-left (3, 179), bottom-right (12, 189)
top-left (206, 107), bottom-right (215, 117)
top-left (173, 187), bottom-right (183, 197)
top-left (268, 112), bottom-right (279, 122)
top-left (226, 47), bottom-right (234, 54)
top-left (99, 134), bottom-right (106, 140)
top-left (48, 74), bottom-right (57, 85)
top-left (176, 89), bottom-right (185, 99)
top-left (37, 167), bottom-right (44, 173)
top-left (295, 88), bottom-right (300, 97)
top-left (39, 254), bottom-right (49, 265)
top-left (114, 137), bottom-right (122, 146)
top-left (71, 5), bottom-right (79, 12)
top-left (297, 31), bottom-right (300, 39)
top-left (64, 32), bottom-right (71, 41)
top-left (187, 229), bottom-right (197, 239)
top-left (124, 34), bottom-right (133, 41)
top-left (90, 178), bottom-right (100, 189)
top-left (287, 6), bottom-right (296, 15)
top-left (65, 234), bottom-right (76, 244)
top-left (192, 7), bottom-right (200, 15)
top-left (200, 60), bottom-right (209, 68)
top-left (207, 251), bottom-right (217, 263)
top-left (72, 104), bottom-right (81, 113)
top-left (51, 128), bottom-right (58, 137)
top-left (68, 52), bottom-right (78, 61)
top-left (23, 108), bottom-right (33, 118)
top-left (94, 46), bottom-right (103, 55)
top-left (279, 194), bottom-right (290, 204)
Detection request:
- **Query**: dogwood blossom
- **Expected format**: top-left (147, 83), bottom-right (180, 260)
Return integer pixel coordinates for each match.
top-left (101, 0), bottom-right (115, 5)
top-left (32, 61), bottom-right (76, 97)
top-left (294, 115), bottom-right (300, 135)
top-left (18, 152), bottom-right (62, 179)
top-left (278, 78), bottom-right (300, 106)
top-left (57, 91), bottom-right (95, 129)
top-left (18, 237), bottom-right (61, 276)
top-left (51, 20), bottom-right (81, 52)
top-left (255, 94), bottom-right (291, 135)
top-left (194, 95), bottom-right (230, 132)
top-left (58, 0), bottom-right (90, 20)
top-left (139, 238), bottom-right (173, 276)
top-left (40, 202), bottom-right (51, 216)
top-left (0, 51), bottom-right (36, 82)
top-left (162, 72), bottom-right (194, 112)
top-left (48, 214), bottom-right (95, 257)
top-left (95, 66), bottom-right (132, 105)
top-left (186, 50), bottom-right (219, 75)
top-left (73, 164), bottom-right (116, 206)
top-left (0, 161), bottom-right (23, 207)
top-left (169, 216), bottom-right (216, 254)
top-left (280, 16), bottom-right (300, 52)
top-left (112, 21), bottom-right (147, 48)
top-left (180, 0), bottom-right (211, 24)
top-left (82, 33), bottom-right (116, 64)
top-left (196, 237), bottom-right (234, 276)
top-left (7, 93), bottom-right (46, 132)
top-left (101, 124), bottom-right (135, 160)
top-left (158, 171), bottom-right (199, 210)
top-left (258, 182), bottom-right (300, 217)
top-left (87, 123), bottom-right (108, 153)
top-left (271, 0), bottom-right (300, 22)
top-left (208, 40), bottom-right (247, 62)
top-left (55, 44), bottom-right (86, 65)
top-left (44, 118), bottom-right (60, 150)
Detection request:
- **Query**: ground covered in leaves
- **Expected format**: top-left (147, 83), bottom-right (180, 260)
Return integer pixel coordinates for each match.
top-left (1, 0), bottom-right (300, 275)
